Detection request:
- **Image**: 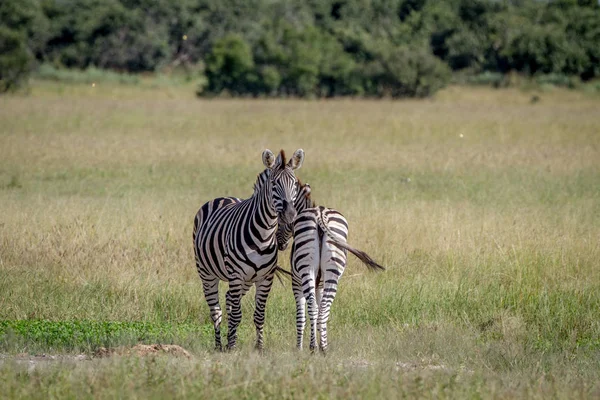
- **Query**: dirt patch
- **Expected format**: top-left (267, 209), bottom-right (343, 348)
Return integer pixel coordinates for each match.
top-left (94, 344), bottom-right (192, 359)
top-left (0, 353), bottom-right (89, 372)
top-left (395, 361), bottom-right (447, 371)
top-left (0, 344), bottom-right (192, 370)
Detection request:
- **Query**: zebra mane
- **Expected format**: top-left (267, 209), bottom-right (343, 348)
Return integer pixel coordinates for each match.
top-left (253, 168), bottom-right (271, 195)
top-left (278, 149), bottom-right (286, 166)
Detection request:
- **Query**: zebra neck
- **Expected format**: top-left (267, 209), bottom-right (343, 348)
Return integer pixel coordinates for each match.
top-left (296, 196), bottom-right (314, 214)
top-left (250, 169), bottom-right (278, 232)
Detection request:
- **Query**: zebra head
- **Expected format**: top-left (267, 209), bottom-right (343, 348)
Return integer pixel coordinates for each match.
top-left (276, 182), bottom-right (312, 251)
top-left (262, 149), bottom-right (304, 226)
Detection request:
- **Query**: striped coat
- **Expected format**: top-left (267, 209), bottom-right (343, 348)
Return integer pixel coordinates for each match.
top-left (194, 149), bottom-right (304, 350)
top-left (277, 182), bottom-right (384, 352)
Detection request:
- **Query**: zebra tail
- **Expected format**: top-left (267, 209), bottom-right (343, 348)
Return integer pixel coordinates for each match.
top-left (316, 210), bottom-right (385, 272)
top-left (328, 239), bottom-right (386, 272)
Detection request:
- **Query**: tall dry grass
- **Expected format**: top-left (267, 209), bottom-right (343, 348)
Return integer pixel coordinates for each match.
top-left (1, 82), bottom-right (599, 397)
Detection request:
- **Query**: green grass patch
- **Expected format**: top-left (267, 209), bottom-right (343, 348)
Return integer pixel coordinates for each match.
top-left (34, 64), bottom-right (203, 90)
top-left (36, 64), bottom-right (141, 85)
top-left (0, 320), bottom-right (212, 353)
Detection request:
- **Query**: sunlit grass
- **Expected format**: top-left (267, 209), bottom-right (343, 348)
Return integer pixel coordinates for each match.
top-left (0, 82), bottom-right (599, 397)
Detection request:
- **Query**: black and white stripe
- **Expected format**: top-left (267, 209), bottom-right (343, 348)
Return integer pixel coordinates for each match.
top-left (277, 181), bottom-right (384, 353)
top-left (193, 149), bottom-right (304, 351)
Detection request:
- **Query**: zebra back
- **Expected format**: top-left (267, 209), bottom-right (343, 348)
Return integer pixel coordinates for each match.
top-left (277, 181), bottom-right (385, 272)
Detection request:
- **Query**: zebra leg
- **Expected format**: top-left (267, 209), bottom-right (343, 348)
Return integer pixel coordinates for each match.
top-left (315, 279), bottom-right (324, 349)
top-left (306, 283), bottom-right (319, 353)
top-left (225, 279), bottom-right (251, 351)
top-left (318, 243), bottom-right (347, 354)
top-left (201, 279), bottom-right (223, 351)
top-left (297, 251), bottom-right (319, 352)
top-left (315, 284), bottom-right (324, 311)
top-left (254, 275), bottom-right (275, 351)
top-left (290, 215), bottom-right (320, 352)
top-left (317, 279), bottom-right (338, 354)
top-left (292, 275), bottom-right (306, 350)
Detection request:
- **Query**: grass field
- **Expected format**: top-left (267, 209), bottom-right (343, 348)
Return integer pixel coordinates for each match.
top-left (1, 81), bottom-right (599, 398)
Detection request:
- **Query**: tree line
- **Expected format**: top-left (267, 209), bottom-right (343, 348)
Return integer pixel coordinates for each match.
top-left (1, 0), bottom-right (599, 97)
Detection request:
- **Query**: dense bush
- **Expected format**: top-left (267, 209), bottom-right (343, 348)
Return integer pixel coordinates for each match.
top-left (205, 34), bottom-right (255, 95)
top-left (0, 0), bottom-right (39, 92)
top-left (374, 44), bottom-right (452, 97)
top-left (0, 27), bottom-right (31, 92)
top-left (1, 0), bottom-right (599, 97)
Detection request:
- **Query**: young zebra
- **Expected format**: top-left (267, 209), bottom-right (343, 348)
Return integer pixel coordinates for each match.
top-left (193, 149), bottom-right (304, 351)
top-left (277, 181), bottom-right (385, 353)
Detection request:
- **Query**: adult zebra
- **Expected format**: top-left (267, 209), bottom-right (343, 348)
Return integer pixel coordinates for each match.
top-left (277, 181), bottom-right (385, 353)
top-left (193, 149), bottom-right (304, 351)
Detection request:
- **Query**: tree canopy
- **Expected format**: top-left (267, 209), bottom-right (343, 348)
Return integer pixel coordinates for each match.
top-left (1, 0), bottom-right (599, 96)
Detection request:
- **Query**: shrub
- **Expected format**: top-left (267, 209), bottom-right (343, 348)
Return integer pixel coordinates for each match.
top-left (0, 27), bottom-right (31, 93)
top-left (446, 28), bottom-right (486, 70)
top-left (535, 73), bottom-right (581, 89)
top-left (205, 34), bottom-right (255, 95)
top-left (0, 0), bottom-right (39, 93)
top-left (259, 65), bottom-right (282, 95)
top-left (376, 44), bottom-right (452, 98)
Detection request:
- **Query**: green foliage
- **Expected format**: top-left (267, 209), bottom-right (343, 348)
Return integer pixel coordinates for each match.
top-left (259, 65), bottom-right (282, 95)
top-left (39, 0), bottom-right (171, 71)
top-left (276, 26), bottom-right (357, 97)
top-left (205, 34), bottom-right (255, 95)
top-left (508, 24), bottom-right (572, 75)
top-left (2, 0), bottom-right (600, 96)
top-left (535, 73), bottom-right (582, 89)
top-left (378, 44), bottom-right (451, 97)
top-left (456, 71), bottom-right (504, 87)
top-left (0, 27), bottom-right (31, 93)
top-left (0, 320), bottom-right (211, 352)
top-left (445, 27), bottom-right (485, 70)
top-left (0, 0), bottom-right (39, 92)
top-left (0, 0), bottom-right (39, 31)
top-left (37, 63), bottom-right (141, 85)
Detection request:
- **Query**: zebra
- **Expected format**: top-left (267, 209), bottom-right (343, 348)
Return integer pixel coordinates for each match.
top-left (276, 181), bottom-right (385, 353)
top-left (193, 149), bottom-right (304, 351)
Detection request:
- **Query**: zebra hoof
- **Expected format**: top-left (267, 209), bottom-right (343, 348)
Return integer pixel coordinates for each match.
top-left (225, 344), bottom-right (237, 352)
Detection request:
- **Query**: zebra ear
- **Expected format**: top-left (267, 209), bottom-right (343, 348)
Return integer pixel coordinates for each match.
top-left (288, 149), bottom-right (305, 170)
top-left (302, 183), bottom-right (312, 199)
top-left (262, 149), bottom-right (275, 169)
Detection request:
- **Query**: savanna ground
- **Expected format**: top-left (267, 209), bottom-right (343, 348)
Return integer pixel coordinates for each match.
top-left (0, 81), bottom-right (599, 398)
